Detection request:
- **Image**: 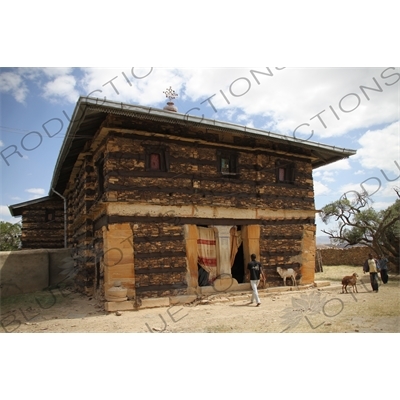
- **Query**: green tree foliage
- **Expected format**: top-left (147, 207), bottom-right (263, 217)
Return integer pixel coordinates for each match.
top-left (320, 192), bottom-right (400, 272)
top-left (0, 221), bottom-right (22, 251)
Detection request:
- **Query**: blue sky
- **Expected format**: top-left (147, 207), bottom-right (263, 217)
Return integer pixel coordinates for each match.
top-left (1, 67), bottom-right (399, 237)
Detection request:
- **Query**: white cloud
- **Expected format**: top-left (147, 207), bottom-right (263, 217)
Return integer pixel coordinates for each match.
top-left (313, 158), bottom-right (352, 186)
top-left (177, 67), bottom-right (399, 139)
top-left (42, 75), bottom-right (79, 103)
top-left (0, 205), bottom-right (10, 215)
top-left (285, 68), bottom-right (399, 138)
top-left (75, 67), bottom-right (399, 143)
top-left (25, 188), bottom-right (45, 198)
top-left (354, 170), bottom-right (365, 175)
top-left (355, 121), bottom-right (400, 175)
top-left (369, 201), bottom-right (396, 211)
top-left (79, 67), bottom-right (187, 108)
top-left (3, 67), bottom-right (397, 139)
top-left (313, 170), bottom-right (336, 184)
top-left (313, 180), bottom-right (331, 196)
top-left (0, 71), bottom-right (29, 103)
top-left (0, 139), bottom-right (3, 147)
top-left (322, 171), bottom-right (336, 183)
top-left (0, 205), bottom-right (19, 223)
top-left (0, 67), bottom-right (81, 105)
top-left (338, 182), bottom-right (376, 197)
top-left (41, 67), bottom-right (74, 78)
top-left (337, 179), bottom-right (399, 200)
top-left (315, 158), bottom-right (352, 172)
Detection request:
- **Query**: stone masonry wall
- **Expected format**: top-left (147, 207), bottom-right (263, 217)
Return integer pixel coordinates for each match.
top-left (317, 246), bottom-right (369, 266)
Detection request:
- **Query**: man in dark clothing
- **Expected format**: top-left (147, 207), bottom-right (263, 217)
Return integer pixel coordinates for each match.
top-left (247, 254), bottom-right (264, 306)
top-left (377, 255), bottom-right (389, 284)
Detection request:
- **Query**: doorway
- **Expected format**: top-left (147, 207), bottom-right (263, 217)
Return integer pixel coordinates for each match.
top-left (231, 242), bottom-right (245, 283)
top-left (185, 223), bottom-right (260, 290)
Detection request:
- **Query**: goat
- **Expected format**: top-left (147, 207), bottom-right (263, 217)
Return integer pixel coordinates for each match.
top-left (276, 267), bottom-right (297, 286)
top-left (341, 273), bottom-right (358, 293)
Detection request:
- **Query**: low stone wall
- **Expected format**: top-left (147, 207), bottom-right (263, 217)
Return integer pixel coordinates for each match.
top-left (0, 249), bottom-right (73, 298)
top-left (317, 246), bottom-right (369, 266)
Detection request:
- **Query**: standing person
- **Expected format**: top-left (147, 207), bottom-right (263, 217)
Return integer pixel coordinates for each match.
top-left (364, 253), bottom-right (379, 292)
top-left (247, 254), bottom-right (263, 306)
top-left (377, 255), bottom-right (389, 284)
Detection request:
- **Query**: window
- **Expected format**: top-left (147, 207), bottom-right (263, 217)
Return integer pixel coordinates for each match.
top-left (275, 160), bottom-right (295, 184)
top-left (145, 146), bottom-right (168, 172)
top-left (217, 151), bottom-right (238, 176)
top-left (149, 153), bottom-right (161, 170)
top-left (45, 208), bottom-right (55, 222)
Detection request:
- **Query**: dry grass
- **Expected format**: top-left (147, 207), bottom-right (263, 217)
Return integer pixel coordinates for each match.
top-left (315, 265), bottom-right (364, 282)
top-left (312, 265), bottom-right (400, 329)
top-left (316, 264), bottom-right (400, 282)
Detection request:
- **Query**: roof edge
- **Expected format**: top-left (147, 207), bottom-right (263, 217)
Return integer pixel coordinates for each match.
top-left (77, 97), bottom-right (357, 156)
top-left (49, 96), bottom-right (357, 195)
top-left (8, 196), bottom-right (53, 216)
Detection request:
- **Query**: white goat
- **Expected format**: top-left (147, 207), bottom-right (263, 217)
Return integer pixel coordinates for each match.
top-left (276, 267), bottom-right (297, 286)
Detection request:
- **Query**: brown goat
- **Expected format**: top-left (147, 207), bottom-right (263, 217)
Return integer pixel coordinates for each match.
top-left (341, 273), bottom-right (358, 293)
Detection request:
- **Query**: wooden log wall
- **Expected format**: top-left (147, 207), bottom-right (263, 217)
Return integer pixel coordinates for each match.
top-left (104, 132), bottom-right (315, 211)
top-left (20, 199), bottom-right (64, 249)
top-left (133, 222), bottom-right (187, 298)
top-left (260, 222), bottom-right (302, 285)
top-left (66, 140), bottom-right (106, 294)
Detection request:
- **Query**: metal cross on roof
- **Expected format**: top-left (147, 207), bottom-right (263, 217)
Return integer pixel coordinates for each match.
top-left (163, 86), bottom-right (178, 101)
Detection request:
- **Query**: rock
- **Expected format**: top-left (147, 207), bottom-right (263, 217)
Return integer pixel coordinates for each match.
top-left (116, 311), bottom-right (122, 316)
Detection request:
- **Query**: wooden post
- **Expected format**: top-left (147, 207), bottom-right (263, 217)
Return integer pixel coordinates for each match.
top-left (103, 223), bottom-right (135, 299)
top-left (242, 225), bottom-right (260, 282)
top-left (184, 224), bottom-right (199, 292)
top-left (300, 225), bottom-right (316, 283)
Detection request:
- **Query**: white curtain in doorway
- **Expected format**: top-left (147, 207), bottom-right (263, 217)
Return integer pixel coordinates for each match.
top-left (197, 227), bottom-right (217, 282)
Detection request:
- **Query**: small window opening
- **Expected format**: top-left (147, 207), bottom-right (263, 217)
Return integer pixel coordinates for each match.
top-left (145, 146), bottom-right (168, 172)
top-left (221, 157), bottom-right (231, 173)
top-left (276, 160), bottom-right (295, 184)
top-left (45, 209), bottom-right (55, 222)
top-left (150, 153), bottom-right (161, 170)
top-left (218, 151), bottom-right (238, 176)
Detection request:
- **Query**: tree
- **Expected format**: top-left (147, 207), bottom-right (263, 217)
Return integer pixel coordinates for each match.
top-left (0, 221), bottom-right (22, 251)
top-left (319, 192), bottom-right (400, 272)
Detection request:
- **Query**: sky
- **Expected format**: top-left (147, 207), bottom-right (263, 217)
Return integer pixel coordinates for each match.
top-left (1, 67), bottom-right (399, 238)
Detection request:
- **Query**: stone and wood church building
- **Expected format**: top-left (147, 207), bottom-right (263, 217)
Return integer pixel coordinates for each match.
top-left (9, 96), bottom-right (356, 310)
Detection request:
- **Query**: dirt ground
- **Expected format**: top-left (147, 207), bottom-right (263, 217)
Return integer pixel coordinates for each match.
top-left (1, 268), bottom-right (399, 333)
